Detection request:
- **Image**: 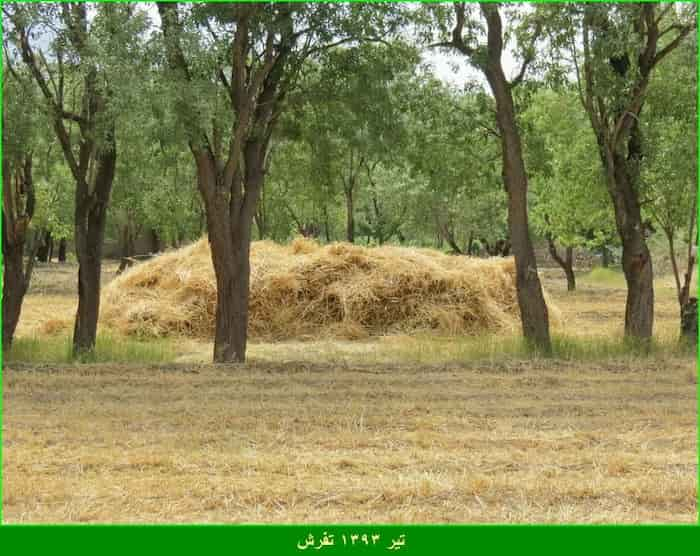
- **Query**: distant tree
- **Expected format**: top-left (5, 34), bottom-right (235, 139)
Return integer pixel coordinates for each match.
top-left (524, 89), bottom-right (617, 290)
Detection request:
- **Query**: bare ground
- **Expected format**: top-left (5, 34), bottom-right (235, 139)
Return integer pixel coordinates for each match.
top-left (2, 261), bottom-right (697, 523)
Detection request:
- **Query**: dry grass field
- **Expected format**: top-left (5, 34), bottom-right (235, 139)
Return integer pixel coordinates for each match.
top-left (2, 259), bottom-right (697, 523)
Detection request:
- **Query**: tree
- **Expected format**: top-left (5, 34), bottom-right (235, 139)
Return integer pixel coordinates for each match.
top-left (433, 3), bottom-right (551, 351)
top-left (158, 2), bottom-right (405, 362)
top-left (523, 89), bottom-right (617, 291)
top-left (642, 39), bottom-right (697, 309)
top-left (2, 66), bottom-right (39, 349)
top-left (404, 76), bottom-right (507, 254)
top-left (4, 3), bottom-right (146, 354)
top-left (547, 3), bottom-right (696, 341)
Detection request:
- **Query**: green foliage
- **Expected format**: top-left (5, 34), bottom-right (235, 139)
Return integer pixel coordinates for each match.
top-left (642, 39), bottom-right (697, 242)
top-left (523, 89), bottom-right (617, 251)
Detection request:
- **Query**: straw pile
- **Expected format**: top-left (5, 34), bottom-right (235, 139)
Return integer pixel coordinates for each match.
top-left (93, 237), bottom-right (555, 341)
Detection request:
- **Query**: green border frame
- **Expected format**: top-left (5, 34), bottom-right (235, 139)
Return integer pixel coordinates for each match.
top-left (0, 0), bottom-right (698, 554)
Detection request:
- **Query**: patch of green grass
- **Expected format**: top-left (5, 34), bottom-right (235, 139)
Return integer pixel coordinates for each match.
top-left (579, 267), bottom-right (627, 287)
top-left (3, 334), bottom-right (176, 364)
top-left (364, 332), bottom-right (690, 366)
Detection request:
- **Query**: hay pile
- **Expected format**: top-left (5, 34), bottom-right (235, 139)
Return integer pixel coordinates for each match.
top-left (95, 237), bottom-right (551, 341)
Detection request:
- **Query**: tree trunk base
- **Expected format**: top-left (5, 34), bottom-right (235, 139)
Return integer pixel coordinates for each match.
top-left (681, 297), bottom-right (697, 346)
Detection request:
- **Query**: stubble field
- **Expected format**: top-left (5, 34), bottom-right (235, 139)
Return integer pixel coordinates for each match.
top-left (2, 261), bottom-right (697, 523)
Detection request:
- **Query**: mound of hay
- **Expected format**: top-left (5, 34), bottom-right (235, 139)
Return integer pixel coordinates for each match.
top-left (93, 237), bottom-right (556, 341)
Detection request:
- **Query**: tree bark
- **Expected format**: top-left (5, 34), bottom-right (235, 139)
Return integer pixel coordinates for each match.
top-left (547, 236), bottom-right (576, 291)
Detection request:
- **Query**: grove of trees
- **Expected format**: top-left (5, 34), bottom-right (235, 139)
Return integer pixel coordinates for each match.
top-left (2, 2), bottom-right (696, 360)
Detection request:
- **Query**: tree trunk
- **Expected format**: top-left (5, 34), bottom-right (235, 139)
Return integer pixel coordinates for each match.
top-left (57, 238), bottom-right (67, 263)
top-left (665, 228), bottom-right (682, 303)
top-left (120, 224), bottom-right (135, 258)
top-left (2, 237), bottom-right (34, 350)
top-left (679, 197), bottom-right (696, 308)
top-left (210, 235), bottom-right (251, 363)
top-left (195, 147), bottom-right (264, 363)
top-left (602, 144), bottom-right (654, 341)
top-left (47, 234), bottom-right (54, 262)
top-left (479, 12), bottom-right (551, 352)
top-left (36, 230), bottom-right (51, 262)
top-left (547, 236), bottom-right (576, 291)
top-left (72, 141), bottom-right (116, 356)
top-left (345, 187), bottom-right (354, 243)
top-left (2, 246), bottom-right (25, 349)
top-left (680, 297), bottom-right (697, 346)
top-left (149, 228), bottom-right (161, 253)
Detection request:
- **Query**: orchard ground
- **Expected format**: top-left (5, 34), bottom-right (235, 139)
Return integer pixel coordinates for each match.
top-left (2, 259), bottom-right (697, 523)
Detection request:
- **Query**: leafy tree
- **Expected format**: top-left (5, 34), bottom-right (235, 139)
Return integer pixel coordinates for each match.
top-left (158, 2), bottom-right (407, 362)
top-left (2, 65), bottom-right (39, 348)
top-left (544, 2), bottom-right (696, 341)
top-left (642, 40), bottom-right (697, 308)
top-left (4, 3), bottom-right (149, 354)
top-left (524, 89), bottom-right (617, 290)
top-left (405, 76), bottom-right (506, 254)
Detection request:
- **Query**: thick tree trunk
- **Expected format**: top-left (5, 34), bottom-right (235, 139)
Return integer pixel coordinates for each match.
top-left (72, 142), bottom-right (116, 356)
top-left (196, 149), bottom-right (263, 363)
top-left (57, 238), bottom-right (67, 263)
top-left (483, 59), bottom-right (551, 351)
top-left (547, 237), bottom-right (576, 291)
top-left (2, 241), bottom-right (29, 349)
top-left (603, 147), bottom-right (654, 341)
top-left (210, 236), bottom-right (251, 363)
top-left (680, 297), bottom-right (697, 346)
